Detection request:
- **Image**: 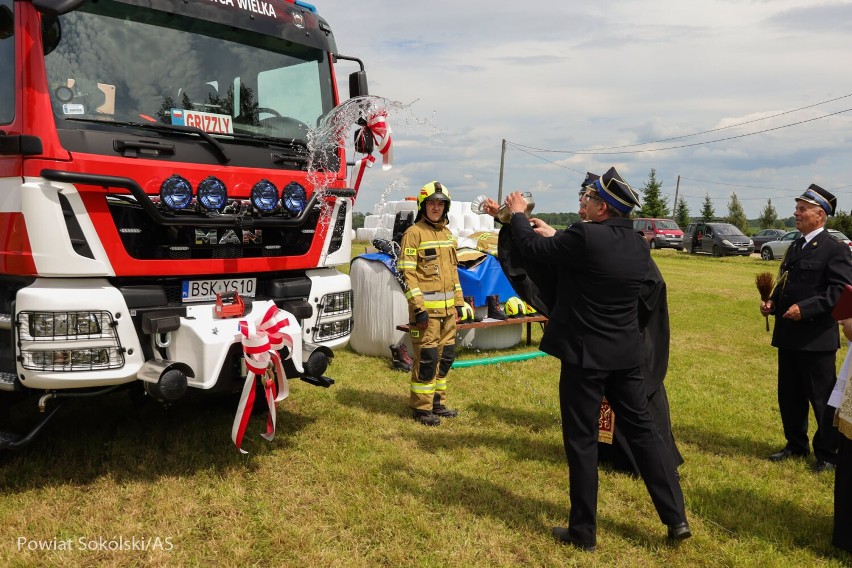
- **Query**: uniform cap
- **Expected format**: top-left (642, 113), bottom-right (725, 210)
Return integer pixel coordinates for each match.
top-left (584, 167), bottom-right (640, 214)
top-left (795, 183), bottom-right (836, 216)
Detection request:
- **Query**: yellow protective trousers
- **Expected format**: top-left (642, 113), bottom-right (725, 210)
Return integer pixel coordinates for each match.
top-left (409, 314), bottom-right (456, 411)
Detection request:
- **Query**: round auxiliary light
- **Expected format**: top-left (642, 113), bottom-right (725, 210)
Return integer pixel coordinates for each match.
top-left (197, 176), bottom-right (228, 211)
top-left (251, 179), bottom-right (279, 213)
top-left (159, 175), bottom-right (193, 211)
top-left (282, 182), bottom-right (307, 216)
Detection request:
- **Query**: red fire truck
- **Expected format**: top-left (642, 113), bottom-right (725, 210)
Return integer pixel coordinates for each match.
top-left (0, 0), bottom-right (370, 447)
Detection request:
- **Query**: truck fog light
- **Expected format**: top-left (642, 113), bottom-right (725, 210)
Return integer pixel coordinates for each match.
top-left (197, 176), bottom-right (228, 211)
top-left (282, 182), bottom-right (307, 216)
top-left (251, 179), bottom-right (279, 212)
top-left (160, 175), bottom-right (193, 211)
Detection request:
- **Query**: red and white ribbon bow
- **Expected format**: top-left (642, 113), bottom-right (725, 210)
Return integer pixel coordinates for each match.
top-left (349, 110), bottom-right (393, 191)
top-left (231, 304), bottom-right (293, 453)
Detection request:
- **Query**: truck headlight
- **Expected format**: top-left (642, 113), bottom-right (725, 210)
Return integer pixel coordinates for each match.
top-left (17, 311), bottom-right (124, 372)
top-left (27, 312), bottom-right (104, 338)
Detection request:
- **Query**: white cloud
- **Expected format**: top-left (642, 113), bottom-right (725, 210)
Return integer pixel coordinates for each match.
top-left (320, 0), bottom-right (852, 217)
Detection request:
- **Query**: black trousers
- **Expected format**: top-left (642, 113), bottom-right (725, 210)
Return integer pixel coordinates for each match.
top-left (559, 363), bottom-right (686, 546)
top-left (777, 349), bottom-right (839, 462)
top-left (835, 436), bottom-right (852, 552)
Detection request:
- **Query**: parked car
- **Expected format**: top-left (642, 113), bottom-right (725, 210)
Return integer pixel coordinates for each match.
top-left (759, 229), bottom-right (852, 260)
top-left (683, 222), bottom-right (754, 256)
top-left (751, 228), bottom-right (788, 250)
top-left (633, 218), bottom-right (684, 249)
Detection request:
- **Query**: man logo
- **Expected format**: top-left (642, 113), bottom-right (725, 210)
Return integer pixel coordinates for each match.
top-left (194, 229), bottom-right (262, 245)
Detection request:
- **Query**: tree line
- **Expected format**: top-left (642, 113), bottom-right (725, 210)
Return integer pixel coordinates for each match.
top-left (353, 169), bottom-right (852, 237)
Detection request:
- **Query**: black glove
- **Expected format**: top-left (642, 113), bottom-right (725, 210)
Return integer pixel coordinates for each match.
top-left (456, 306), bottom-right (464, 319)
top-left (414, 310), bottom-right (429, 329)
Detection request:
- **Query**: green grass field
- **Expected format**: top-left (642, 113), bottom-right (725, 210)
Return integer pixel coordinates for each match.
top-left (0, 247), bottom-right (850, 567)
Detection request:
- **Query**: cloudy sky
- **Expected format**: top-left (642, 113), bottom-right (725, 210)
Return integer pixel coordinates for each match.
top-left (319, 0), bottom-right (852, 218)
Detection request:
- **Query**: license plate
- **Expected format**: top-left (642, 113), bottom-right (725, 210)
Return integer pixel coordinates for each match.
top-left (181, 278), bottom-right (257, 302)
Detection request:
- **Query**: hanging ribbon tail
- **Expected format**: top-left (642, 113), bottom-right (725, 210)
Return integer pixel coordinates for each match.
top-left (231, 305), bottom-right (295, 452)
top-left (765, 314), bottom-right (770, 332)
top-left (231, 371), bottom-right (258, 454)
top-left (349, 154), bottom-right (375, 191)
top-left (261, 369), bottom-right (277, 442)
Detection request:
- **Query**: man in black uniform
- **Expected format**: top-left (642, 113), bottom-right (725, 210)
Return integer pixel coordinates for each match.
top-left (487, 175), bottom-right (682, 474)
top-left (760, 184), bottom-right (852, 472)
top-left (505, 167), bottom-right (690, 551)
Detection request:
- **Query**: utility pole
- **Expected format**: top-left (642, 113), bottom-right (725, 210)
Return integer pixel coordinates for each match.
top-left (672, 175), bottom-right (680, 218)
top-left (497, 139), bottom-right (506, 203)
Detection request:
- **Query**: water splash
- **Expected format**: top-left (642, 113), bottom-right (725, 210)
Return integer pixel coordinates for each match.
top-left (305, 95), bottom-right (442, 229)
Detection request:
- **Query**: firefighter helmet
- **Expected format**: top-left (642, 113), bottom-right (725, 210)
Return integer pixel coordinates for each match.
top-left (504, 296), bottom-right (525, 318)
top-left (417, 181), bottom-right (451, 208)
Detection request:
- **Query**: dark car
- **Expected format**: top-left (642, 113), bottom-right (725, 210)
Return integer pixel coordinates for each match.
top-left (751, 228), bottom-right (787, 250)
top-left (633, 218), bottom-right (684, 249)
top-left (683, 222), bottom-right (754, 257)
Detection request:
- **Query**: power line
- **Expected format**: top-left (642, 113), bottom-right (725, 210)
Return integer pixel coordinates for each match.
top-left (510, 91), bottom-right (852, 153)
top-left (507, 106), bottom-right (852, 155)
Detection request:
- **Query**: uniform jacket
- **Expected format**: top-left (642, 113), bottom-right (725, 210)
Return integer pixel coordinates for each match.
top-left (399, 217), bottom-right (463, 319)
top-left (509, 214), bottom-right (650, 370)
top-left (770, 229), bottom-right (852, 351)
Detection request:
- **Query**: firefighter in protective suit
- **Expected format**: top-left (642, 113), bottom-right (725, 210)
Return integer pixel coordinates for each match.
top-left (398, 181), bottom-right (464, 425)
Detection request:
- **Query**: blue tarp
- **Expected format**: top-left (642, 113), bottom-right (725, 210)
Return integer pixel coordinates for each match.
top-left (355, 252), bottom-right (517, 307)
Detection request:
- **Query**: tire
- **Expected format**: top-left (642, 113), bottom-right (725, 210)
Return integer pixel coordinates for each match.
top-left (650, 239), bottom-right (657, 249)
top-left (761, 247), bottom-right (774, 260)
top-left (712, 245), bottom-right (722, 257)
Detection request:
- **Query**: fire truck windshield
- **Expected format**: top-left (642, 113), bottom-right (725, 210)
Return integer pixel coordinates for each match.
top-left (44, 1), bottom-right (335, 144)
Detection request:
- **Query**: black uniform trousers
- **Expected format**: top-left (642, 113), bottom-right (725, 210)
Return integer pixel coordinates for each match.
top-left (777, 348), bottom-right (839, 461)
top-left (834, 436), bottom-right (852, 552)
top-left (559, 362), bottom-right (686, 546)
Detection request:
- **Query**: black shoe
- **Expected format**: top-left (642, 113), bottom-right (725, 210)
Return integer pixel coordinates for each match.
top-left (551, 527), bottom-right (595, 551)
top-left (389, 343), bottom-right (413, 372)
top-left (667, 522), bottom-right (692, 541)
top-left (769, 447), bottom-right (808, 462)
top-left (412, 410), bottom-right (440, 426)
top-left (486, 294), bottom-right (508, 321)
top-left (813, 460), bottom-right (836, 473)
top-left (433, 404), bottom-right (459, 418)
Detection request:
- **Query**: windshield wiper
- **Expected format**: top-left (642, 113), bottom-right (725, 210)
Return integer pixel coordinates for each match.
top-left (65, 118), bottom-right (230, 164)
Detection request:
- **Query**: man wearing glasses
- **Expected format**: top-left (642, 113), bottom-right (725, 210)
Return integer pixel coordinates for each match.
top-left (505, 167), bottom-right (690, 552)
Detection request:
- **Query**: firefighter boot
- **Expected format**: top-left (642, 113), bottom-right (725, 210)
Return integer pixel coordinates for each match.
top-left (432, 393), bottom-right (459, 418)
top-left (389, 342), bottom-right (413, 372)
top-left (464, 296), bottom-right (482, 322)
top-left (487, 294), bottom-right (508, 321)
top-left (413, 409), bottom-right (441, 426)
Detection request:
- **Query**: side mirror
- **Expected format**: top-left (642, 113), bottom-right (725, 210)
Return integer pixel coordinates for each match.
top-left (0, 6), bottom-right (12, 40)
top-left (349, 70), bottom-right (368, 98)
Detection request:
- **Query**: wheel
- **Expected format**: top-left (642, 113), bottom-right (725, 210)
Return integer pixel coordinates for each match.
top-left (761, 247), bottom-right (774, 260)
top-left (650, 239), bottom-right (658, 249)
top-left (712, 245), bottom-right (722, 257)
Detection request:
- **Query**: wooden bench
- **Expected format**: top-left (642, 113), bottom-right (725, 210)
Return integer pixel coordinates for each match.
top-left (397, 314), bottom-right (547, 346)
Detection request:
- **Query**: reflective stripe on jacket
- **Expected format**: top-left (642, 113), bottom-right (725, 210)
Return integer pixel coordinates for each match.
top-left (400, 218), bottom-right (463, 318)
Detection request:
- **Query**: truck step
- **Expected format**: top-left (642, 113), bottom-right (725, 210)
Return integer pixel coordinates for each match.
top-left (0, 402), bottom-right (64, 451)
top-left (0, 371), bottom-right (17, 392)
top-left (0, 431), bottom-right (24, 449)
